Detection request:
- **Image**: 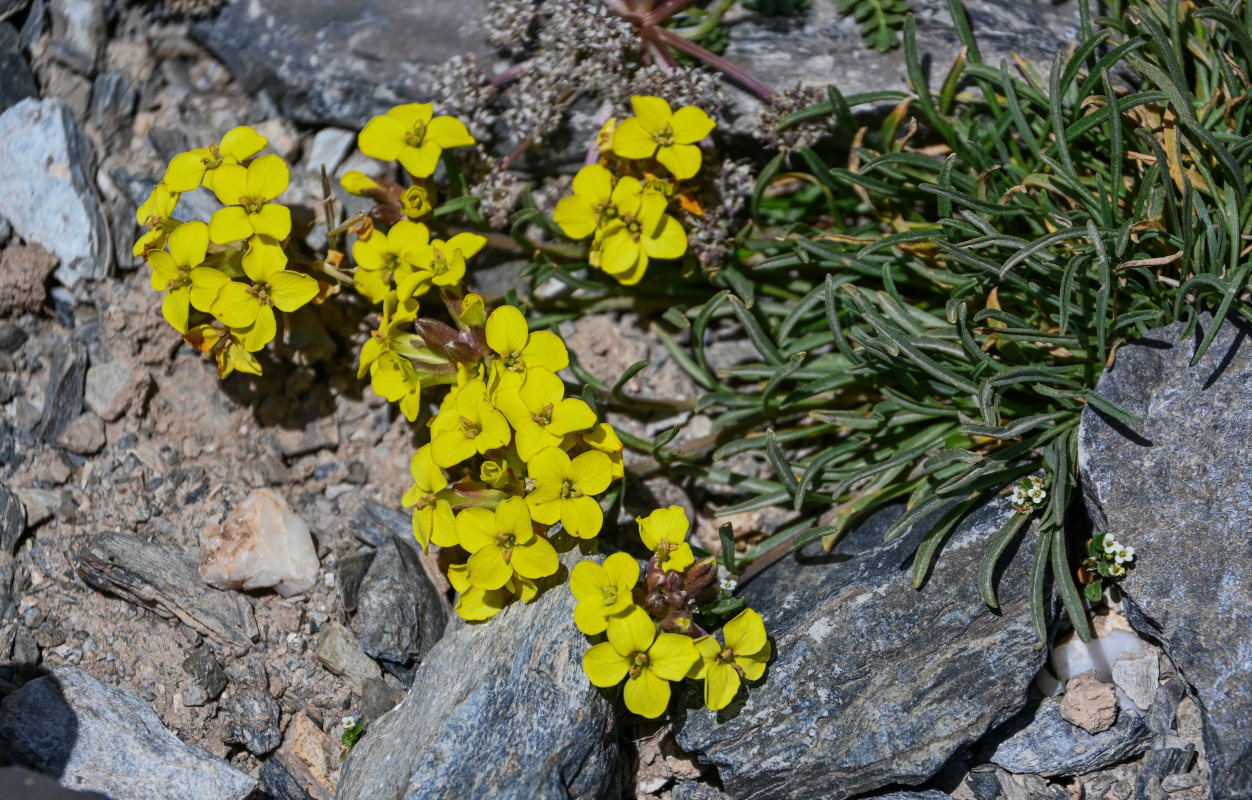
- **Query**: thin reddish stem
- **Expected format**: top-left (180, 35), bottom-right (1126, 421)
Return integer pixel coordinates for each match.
top-left (649, 27), bottom-right (777, 101)
top-left (646, 0), bottom-right (704, 24)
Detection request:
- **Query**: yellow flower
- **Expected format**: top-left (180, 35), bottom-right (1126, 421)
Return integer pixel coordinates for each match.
top-left (163, 125), bottom-right (268, 192)
top-left (582, 423), bottom-right (625, 480)
top-left (184, 323), bottom-right (262, 379)
top-left (207, 154), bottom-right (292, 244)
top-left (525, 447), bottom-right (612, 539)
top-left (690, 609), bottom-right (771, 710)
top-left (339, 171), bottom-right (385, 197)
top-left (211, 237), bottom-right (319, 350)
top-left (370, 351), bottom-right (424, 422)
top-left (497, 367), bottom-right (597, 462)
top-left (455, 497), bottom-right (559, 590)
top-left (484, 304), bottom-right (569, 388)
top-left (358, 103), bottom-right (475, 178)
top-left (612, 97), bottom-right (715, 180)
top-left (429, 381), bottom-right (511, 468)
top-left (637, 505), bottom-right (695, 572)
top-left (596, 188), bottom-right (687, 286)
top-left (401, 185), bottom-right (432, 219)
top-left (553, 164), bottom-right (618, 240)
top-left (458, 293), bottom-right (486, 329)
top-left (352, 220), bottom-right (429, 303)
top-left (447, 562), bottom-right (510, 622)
top-left (397, 232), bottom-right (486, 301)
top-left (133, 183), bottom-right (181, 257)
top-left (570, 552), bottom-right (639, 635)
top-left (147, 221), bottom-right (218, 333)
top-left (401, 444), bottom-right (457, 551)
top-left (358, 292), bottom-right (421, 378)
top-left (582, 606), bottom-right (699, 718)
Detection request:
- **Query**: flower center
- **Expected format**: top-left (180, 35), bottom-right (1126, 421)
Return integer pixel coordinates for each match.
top-left (530, 403), bottom-right (554, 427)
top-left (249, 281), bottom-right (275, 307)
top-left (503, 351), bottom-right (525, 372)
top-left (403, 121), bottom-right (428, 148)
top-left (653, 124), bottom-right (675, 148)
top-left (594, 201), bottom-right (618, 224)
top-left (460, 415), bottom-right (481, 438)
top-left (240, 195), bottom-right (265, 214)
top-left (431, 249), bottom-right (451, 275)
top-left (601, 586), bottom-right (619, 606)
top-left (623, 215), bottom-right (643, 242)
top-left (560, 478), bottom-right (582, 499)
top-left (627, 651), bottom-right (650, 679)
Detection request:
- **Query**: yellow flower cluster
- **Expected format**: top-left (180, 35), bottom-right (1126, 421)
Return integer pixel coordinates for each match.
top-left (572, 506), bottom-right (770, 718)
top-left (553, 96), bottom-right (716, 285)
top-left (133, 126), bottom-right (320, 377)
top-left (402, 304), bottom-right (625, 622)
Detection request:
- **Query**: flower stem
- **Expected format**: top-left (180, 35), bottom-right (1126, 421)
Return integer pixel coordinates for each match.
top-left (650, 27), bottom-right (776, 101)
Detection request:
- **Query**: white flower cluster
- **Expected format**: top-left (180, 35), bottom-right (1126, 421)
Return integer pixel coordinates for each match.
top-left (1010, 475), bottom-right (1047, 511)
top-left (1102, 534), bottom-right (1135, 576)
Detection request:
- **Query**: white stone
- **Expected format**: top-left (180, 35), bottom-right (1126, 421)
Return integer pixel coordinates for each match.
top-left (1035, 628), bottom-right (1144, 698)
top-left (1112, 647), bottom-right (1160, 712)
top-left (303, 127), bottom-right (355, 174)
top-left (200, 488), bottom-right (319, 597)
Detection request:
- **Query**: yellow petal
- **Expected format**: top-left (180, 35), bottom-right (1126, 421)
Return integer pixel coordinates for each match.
top-left (570, 560), bottom-right (610, 604)
top-left (390, 219), bottom-right (431, 253)
top-left (210, 163), bottom-right (248, 206)
top-left (603, 251), bottom-right (648, 286)
top-left (432, 429), bottom-right (476, 468)
top-left (574, 598), bottom-right (610, 636)
top-left (569, 450), bottom-right (613, 495)
top-left (387, 103), bottom-right (434, 129)
top-left (161, 286), bottom-right (190, 333)
top-left (188, 267), bottom-right (229, 312)
top-left (526, 445), bottom-right (570, 481)
top-left (167, 221), bottom-right (208, 268)
top-left (163, 150), bottom-right (210, 193)
top-left (398, 141), bottom-right (442, 178)
top-left (522, 330), bottom-right (569, 372)
top-left (340, 170), bottom-right (383, 196)
top-left (630, 96), bottom-right (673, 132)
top-left (602, 552), bottom-right (640, 593)
top-left (608, 606), bottom-right (656, 657)
top-left (703, 660), bottom-right (740, 711)
top-left (525, 493), bottom-right (562, 526)
top-left (241, 236), bottom-right (287, 282)
top-left (456, 507), bottom-right (498, 553)
top-left (444, 231), bottom-right (486, 261)
top-left (671, 106), bottom-right (716, 144)
top-left (656, 143), bottom-right (702, 180)
top-left (219, 125), bottom-right (268, 160)
top-left (642, 212), bottom-right (688, 260)
top-left (455, 585), bottom-right (509, 622)
top-left (599, 229), bottom-right (641, 275)
top-left (485, 304), bottom-right (529, 358)
top-left (623, 668), bottom-right (671, 718)
top-left (648, 632), bottom-right (699, 681)
top-left (690, 636), bottom-right (722, 680)
top-left (554, 196), bottom-right (599, 240)
top-left (477, 407), bottom-right (512, 452)
top-left (723, 608), bottom-right (768, 656)
top-left (561, 495), bottom-right (603, 539)
top-left (549, 398), bottom-right (597, 436)
top-left (572, 163), bottom-right (614, 204)
top-left (426, 115), bottom-right (475, 148)
top-left (737, 639), bottom-right (771, 681)
top-left (611, 116), bottom-right (657, 160)
top-left (510, 536), bottom-right (558, 580)
top-left (208, 206), bottom-right (252, 245)
top-left (246, 154), bottom-right (289, 200)
top-left (430, 501), bottom-right (458, 548)
top-left (496, 496), bottom-right (533, 542)
top-left (212, 281), bottom-right (260, 327)
top-left (583, 642), bottom-right (630, 688)
top-left (240, 306), bottom-right (277, 351)
top-left (638, 505), bottom-right (689, 551)
top-left (662, 543), bottom-right (695, 572)
top-left (269, 270), bottom-right (319, 312)
top-left (467, 546), bottom-right (513, 590)
top-left (147, 252), bottom-right (178, 290)
top-left (249, 204), bottom-right (291, 240)
top-left (358, 114), bottom-right (407, 161)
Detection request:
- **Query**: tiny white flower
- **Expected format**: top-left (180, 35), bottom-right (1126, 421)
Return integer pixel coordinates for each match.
top-left (1115, 545), bottom-right (1135, 564)
top-left (342, 715), bottom-right (357, 730)
top-left (1010, 486), bottom-right (1027, 504)
top-left (1109, 562), bottom-right (1126, 577)
top-left (1103, 536), bottom-right (1120, 554)
top-left (1027, 486), bottom-right (1046, 504)
top-left (719, 578), bottom-right (738, 593)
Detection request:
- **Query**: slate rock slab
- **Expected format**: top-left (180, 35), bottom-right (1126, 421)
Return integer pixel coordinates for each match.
top-left (987, 696), bottom-right (1153, 777)
top-left (0, 22), bottom-right (36, 113)
top-left (1078, 315), bottom-right (1252, 800)
top-left (720, 0), bottom-right (1079, 121)
top-left (39, 344), bottom-right (86, 445)
top-left (0, 667), bottom-right (256, 800)
top-left (71, 530), bottom-right (258, 656)
top-left (0, 98), bottom-right (108, 286)
top-left (676, 501), bottom-right (1051, 800)
top-left (1, 479), bottom-right (25, 553)
top-left (192, 0), bottom-right (491, 127)
top-left (336, 552), bottom-right (618, 800)
top-left (352, 534), bottom-right (447, 679)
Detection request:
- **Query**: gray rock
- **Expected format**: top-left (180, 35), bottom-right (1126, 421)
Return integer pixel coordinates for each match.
top-left (336, 550), bottom-right (375, 613)
top-left (222, 687), bottom-right (281, 755)
top-left (335, 553), bottom-right (618, 800)
top-left (1113, 648), bottom-right (1159, 712)
top-left (352, 535), bottom-right (447, 676)
top-left (84, 359), bottom-right (147, 422)
top-left (180, 646), bottom-right (227, 708)
top-left (1161, 773), bottom-right (1200, 792)
top-left (55, 411), bottom-right (105, 455)
top-left (316, 621), bottom-right (382, 687)
top-left (260, 759), bottom-right (316, 800)
top-left (0, 98), bottom-right (108, 286)
top-left (90, 72), bottom-right (139, 143)
top-left (1, 479), bottom-right (25, 553)
top-left (192, 0), bottom-right (491, 127)
top-left (38, 343), bottom-right (86, 444)
top-left (0, 551), bottom-right (15, 623)
top-left (671, 783), bottom-right (731, 800)
top-left (1078, 315), bottom-right (1252, 800)
top-left (0, 0), bottom-right (30, 22)
top-left (721, 0), bottom-right (1079, 124)
top-left (860, 794), bottom-right (952, 800)
top-left (0, 319), bottom-right (25, 351)
top-left (0, 765), bottom-right (110, 799)
top-left (1135, 747), bottom-right (1195, 800)
top-left (0, 667), bottom-right (257, 800)
top-left (303, 127), bottom-right (355, 174)
top-left (988, 696), bottom-right (1153, 777)
top-left (71, 530), bottom-right (258, 656)
top-left (676, 501), bottom-right (1051, 800)
top-left (0, 22), bottom-right (36, 113)
top-left (347, 498), bottom-right (410, 548)
top-left (1146, 678), bottom-right (1187, 738)
top-left (48, 0), bottom-right (104, 75)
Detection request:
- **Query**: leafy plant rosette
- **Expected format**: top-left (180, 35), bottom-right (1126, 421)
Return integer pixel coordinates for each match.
top-left (134, 88), bottom-right (770, 719)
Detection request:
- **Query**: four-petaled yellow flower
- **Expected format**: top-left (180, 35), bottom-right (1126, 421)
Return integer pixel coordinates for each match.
top-left (596, 181), bottom-right (687, 286)
top-left (401, 444), bottom-right (457, 551)
top-left (637, 505), bottom-right (695, 572)
top-left (456, 497), bottom-right (559, 590)
top-left (497, 367), bottom-right (597, 462)
top-left (526, 447), bottom-right (612, 539)
top-left (612, 96), bottom-right (716, 180)
top-left (553, 164), bottom-right (618, 241)
top-left (207, 154), bottom-right (293, 244)
top-left (358, 103), bottom-right (476, 178)
top-left (147, 221), bottom-right (222, 333)
top-left (352, 220), bottom-right (429, 303)
top-left (397, 232), bottom-right (486, 301)
top-left (369, 352), bottom-right (424, 422)
top-left (133, 183), bottom-right (181, 257)
top-left (430, 381), bottom-right (511, 467)
top-left (690, 608), bottom-right (771, 710)
top-left (447, 562), bottom-right (509, 622)
top-left (484, 305), bottom-right (569, 388)
top-left (184, 323), bottom-right (262, 378)
top-left (164, 125), bottom-right (268, 192)
top-left (570, 552), bottom-right (639, 635)
top-left (582, 606), bottom-right (699, 718)
top-left (211, 237), bottom-right (319, 350)
top-left (581, 423), bottom-right (625, 481)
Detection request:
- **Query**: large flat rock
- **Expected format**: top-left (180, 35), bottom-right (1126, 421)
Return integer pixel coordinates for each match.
top-left (1078, 315), bottom-right (1252, 800)
top-left (335, 552), bottom-right (618, 800)
top-left (676, 500), bottom-right (1052, 800)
